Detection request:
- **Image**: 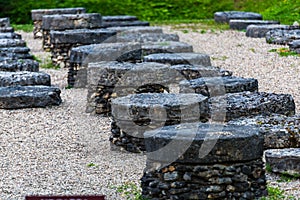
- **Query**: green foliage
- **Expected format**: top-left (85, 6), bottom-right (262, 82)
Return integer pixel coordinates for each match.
top-left (269, 48), bottom-right (299, 57)
top-left (0, 0), bottom-right (299, 25)
top-left (261, 186), bottom-right (295, 200)
top-left (112, 182), bottom-right (147, 200)
top-left (86, 162), bottom-right (98, 167)
top-left (11, 24), bottom-right (33, 32)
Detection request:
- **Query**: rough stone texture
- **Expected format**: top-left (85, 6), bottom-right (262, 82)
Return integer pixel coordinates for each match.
top-left (117, 33), bottom-right (179, 43)
top-left (180, 76), bottom-right (258, 97)
top-left (111, 94), bottom-right (208, 153)
top-left (142, 122), bottom-right (266, 199)
top-left (288, 39), bottom-right (300, 54)
top-left (0, 85), bottom-right (62, 109)
top-left (68, 42), bottom-right (142, 87)
top-left (142, 41), bottom-right (193, 55)
top-left (102, 15), bottom-right (138, 22)
top-left (0, 59), bottom-right (39, 72)
top-left (228, 114), bottom-right (300, 149)
top-left (107, 26), bottom-right (163, 34)
top-left (265, 148), bottom-right (300, 175)
top-left (229, 20), bottom-right (280, 30)
top-left (0, 32), bottom-right (21, 39)
top-left (170, 64), bottom-right (233, 79)
top-left (0, 27), bottom-right (14, 33)
top-left (209, 91), bottom-right (295, 122)
top-left (0, 18), bottom-right (10, 28)
top-left (214, 11), bottom-right (262, 23)
top-left (0, 39), bottom-right (26, 48)
top-left (143, 52), bottom-right (212, 66)
top-left (0, 71), bottom-right (50, 87)
top-left (31, 7), bottom-right (86, 39)
top-left (246, 24), bottom-right (290, 38)
top-left (86, 61), bottom-right (225, 116)
top-left (42, 13), bottom-right (102, 50)
top-left (102, 20), bottom-right (149, 28)
top-left (49, 29), bottom-right (116, 68)
top-left (266, 28), bottom-right (300, 45)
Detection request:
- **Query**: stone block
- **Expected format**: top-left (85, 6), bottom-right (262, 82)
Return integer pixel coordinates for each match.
top-left (0, 18), bottom-right (10, 28)
top-left (246, 24), bottom-right (290, 38)
top-left (214, 11), bottom-right (262, 23)
top-left (265, 148), bottom-right (300, 175)
top-left (288, 39), bottom-right (300, 53)
top-left (0, 71), bottom-right (50, 86)
top-left (117, 33), bottom-right (179, 43)
top-left (107, 26), bottom-right (163, 34)
top-left (180, 76), bottom-right (258, 97)
top-left (0, 27), bottom-right (14, 33)
top-left (141, 122), bottom-right (266, 199)
top-left (0, 32), bottom-right (21, 39)
top-left (143, 52), bottom-right (211, 66)
top-left (209, 91), bottom-right (295, 122)
top-left (229, 20), bottom-right (280, 30)
top-left (102, 16), bottom-right (149, 27)
top-left (111, 93), bottom-right (209, 153)
top-left (228, 114), bottom-right (300, 149)
top-left (266, 28), bottom-right (300, 45)
top-left (0, 59), bottom-right (39, 72)
top-left (0, 39), bottom-right (26, 48)
top-left (0, 85), bottom-right (62, 109)
top-left (142, 41), bottom-right (193, 55)
top-left (68, 42), bottom-right (142, 87)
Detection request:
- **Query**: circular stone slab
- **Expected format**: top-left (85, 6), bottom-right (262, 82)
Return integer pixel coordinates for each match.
top-left (143, 53), bottom-right (211, 66)
top-left (0, 86), bottom-right (62, 109)
top-left (112, 93), bottom-right (208, 123)
top-left (214, 11), bottom-right (262, 23)
top-left (0, 59), bottom-right (39, 72)
top-left (144, 122), bottom-right (263, 164)
top-left (246, 24), bottom-right (290, 38)
top-left (0, 71), bottom-right (50, 86)
top-left (229, 20), bottom-right (280, 30)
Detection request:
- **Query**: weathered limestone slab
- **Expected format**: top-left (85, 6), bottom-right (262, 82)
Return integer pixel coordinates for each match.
top-left (0, 32), bottom-right (21, 39)
top-left (0, 18), bottom-right (10, 28)
top-left (0, 59), bottom-right (39, 72)
top-left (102, 16), bottom-right (149, 27)
top-left (31, 7), bottom-right (86, 39)
top-left (180, 76), bottom-right (258, 97)
top-left (103, 21), bottom-right (149, 28)
top-left (142, 41), bottom-right (193, 55)
top-left (246, 24), bottom-right (290, 38)
top-left (288, 39), bottom-right (300, 54)
top-left (42, 13), bottom-right (102, 49)
top-left (266, 28), bottom-right (300, 45)
top-left (117, 33), bottom-right (179, 43)
top-left (0, 27), bottom-right (14, 33)
top-left (214, 11), bottom-right (262, 23)
top-left (170, 64), bottom-right (233, 79)
top-left (209, 91), bottom-right (295, 122)
top-left (111, 93), bottom-right (208, 153)
top-left (0, 71), bottom-right (50, 86)
top-left (228, 114), bottom-right (300, 149)
top-left (143, 52), bottom-right (211, 66)
top-left (0, 39), bottom-right (26, 47)
top-left (68, 42), bottom-right (142, 87)
top-left (49, 29), bottom-right (116, 67)
top-left (142, 122), bottom-right (266, 199)
top-left (265, 148), bottom-right (300, 175)
top-left (0, 85), bottom-right (62, 109)
top-left (0, 52), bottom-right (33, 61)
top-left (86, 61), bottom-right (216, 115)
top-left (107, 26), bottom-right (163, 34)
top-left (229, 20), bottom-right (280, 30)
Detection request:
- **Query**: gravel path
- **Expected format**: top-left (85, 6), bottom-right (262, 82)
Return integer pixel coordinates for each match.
top-left (0, 27), bottom-right (299, 199)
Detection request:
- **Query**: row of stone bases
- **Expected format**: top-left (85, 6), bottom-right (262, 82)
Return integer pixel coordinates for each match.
top-left (20, 8), bottom-right (300, 199)
top-left (0, 17), bottom-right (62, 108)
top-left (214, 11), bottom-right (300, 53)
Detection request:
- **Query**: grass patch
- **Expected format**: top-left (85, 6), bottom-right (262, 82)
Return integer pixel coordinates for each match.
top-left (269, 48), bottom-right (299, 57)
top-left (11, 24), bottom-right (33, 32)
top-left (112, 182), bottom-right (147, 200)
top-left (261, 186), bottom-right (296, 200)
top-left (34, 55), bottom-right (60, 70)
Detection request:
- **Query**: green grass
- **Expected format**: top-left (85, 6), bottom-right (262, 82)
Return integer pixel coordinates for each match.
top-left (261, 186), bottom-right (296, 200)
top-left (112, 182), bottom-right (147, 200)
top-left (11, 24), bottom-right (33, 32)
top-left (269, 48), bottom-right (300, 57)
